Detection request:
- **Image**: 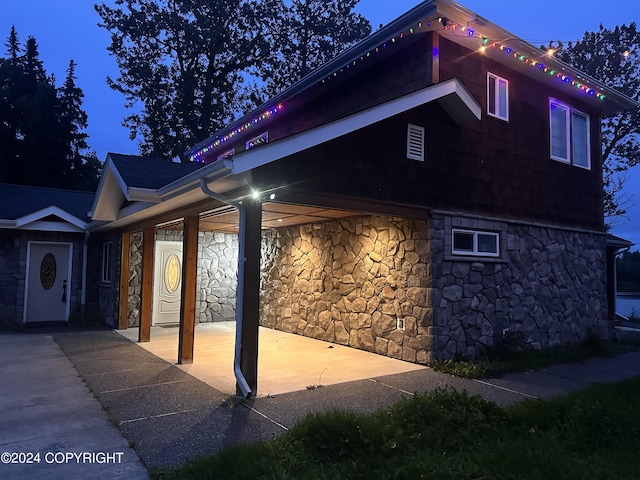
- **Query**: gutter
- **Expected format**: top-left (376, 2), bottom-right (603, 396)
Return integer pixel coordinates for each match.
top-left (81, 230), bottom-right (90, 312)
top-left (199, 178), bottom-right (252, 398)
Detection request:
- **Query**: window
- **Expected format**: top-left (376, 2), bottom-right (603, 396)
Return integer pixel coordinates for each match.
top-left (217, 149), bottom-right (234, 161)
top-left (452, 229), bottom-right (499, 257)
top-left (487, 73), bottom-right (509, 121)
top-left (549, 99), bottom-right (591, 169)
top-left (101, 242), bottom-right (112, 283)
top-left (246, 132), bottom-right (268, 150)
top-left (407, 124), bottom-right (425, 161)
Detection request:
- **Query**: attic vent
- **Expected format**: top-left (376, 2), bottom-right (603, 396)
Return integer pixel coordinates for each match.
top-left (407, 124), bottom-right (425, 161)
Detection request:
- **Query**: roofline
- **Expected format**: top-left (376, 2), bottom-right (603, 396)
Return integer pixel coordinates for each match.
top-left (0, 205), bottom-right (87, 232)
top-left (185, 0), bottom-right (637, 159)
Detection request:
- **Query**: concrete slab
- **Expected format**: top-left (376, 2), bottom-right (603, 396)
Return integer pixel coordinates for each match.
top-left (117, 323), bottom-right (426, 396)
top-left (0, 333), bottom-right (148, 480)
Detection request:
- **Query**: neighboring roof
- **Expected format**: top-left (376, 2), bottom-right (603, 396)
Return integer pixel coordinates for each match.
top-left (0, 184), bottom-right (94, 233)
top-left (0, 184), bottom-right (94, 221)
top-left (108, 153), bottom-right (203, 190)
top-left (186, 0), bottom-right (639, 160)
top-left (606, 233), bottom-right (635, 249)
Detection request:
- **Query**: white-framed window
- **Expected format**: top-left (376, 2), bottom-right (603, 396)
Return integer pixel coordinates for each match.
top-left (101, 242), bottom-right (112, 283)
top-left (487, 72), bottom-right (509, 121)
top-left (452, 229), bottom-right (499, 257)
top-left (407, 124), bottom-right (425, 161)
top-left (217, 149), bottom-right (234, 161)
top-left (549, 99), bottom-right (591, 169)
top-left (246, 132), bottom-right (268, 150)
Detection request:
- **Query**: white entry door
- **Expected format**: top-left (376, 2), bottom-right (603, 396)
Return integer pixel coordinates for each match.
top-left (24, 242), bottom-right (72, 323)
top-left (153, 241), bottom-right (183, 325)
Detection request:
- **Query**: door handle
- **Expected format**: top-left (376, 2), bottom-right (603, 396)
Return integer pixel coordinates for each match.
top-left (62, 280), bottom-right (67, 302)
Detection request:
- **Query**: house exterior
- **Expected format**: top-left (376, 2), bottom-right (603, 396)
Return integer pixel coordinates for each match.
top-left (85, 0), bottom-right (637, 396)
top-left (0, 184), bottom-right (94, 325)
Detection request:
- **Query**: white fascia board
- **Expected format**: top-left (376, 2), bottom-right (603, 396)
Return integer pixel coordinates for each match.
top-left (128, 187), bottom-right (163, 203)
top-left (156, 158), bottom-right (231, 199)
top-left (18, 221), bottom-right (86, 233)
top-left (89, 157), bottom-right (129, 220)
top-left (228, 78), bottom-right (481, 175)
top-left (15, 206), bottom-right (87, 230)
top-left (0, 219), bottom-right (17, 229)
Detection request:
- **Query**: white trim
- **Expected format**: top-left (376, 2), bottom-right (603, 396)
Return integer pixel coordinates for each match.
top-left (571, 109), bottom-right (591, 170)
top-left (14, 205), bottom-right (87, 230)
top-left (23, 241), bottom-right (73, 323)
top-left (229, 79), bottom-right (482, 175)
top-left (549, 98), bottom-right (591, 170)
top-left (101, 241), bottom-right (113, 284)
top-left (452, 229), bottom-right (500, 257)
top-left (487, 72), bottom-right (509, 121)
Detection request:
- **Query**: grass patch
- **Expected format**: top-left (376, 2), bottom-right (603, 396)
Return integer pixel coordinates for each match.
top-left (432, 335), bottom-right (638, 379)
top-left (152, 378), bottom-right (640, 480)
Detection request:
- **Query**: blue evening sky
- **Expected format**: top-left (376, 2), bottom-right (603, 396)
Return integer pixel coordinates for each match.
top-left (0, 0), bottom-right (638, 247)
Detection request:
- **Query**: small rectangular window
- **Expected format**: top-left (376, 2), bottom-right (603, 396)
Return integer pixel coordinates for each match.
top-left (246, 132), bottom-right (268, 150)
top-left (407, 124), bottom-right (425, 161)
top-left (571, 110), bottom-right (590, 169)
top-left (452, 229), bottom-right (499, 257)
top-left (487, 73), bottom-right (509, 121)
top-left (101, 242), bottom-right (112, 283)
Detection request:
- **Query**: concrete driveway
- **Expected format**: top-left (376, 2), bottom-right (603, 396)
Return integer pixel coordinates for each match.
top-left (0, 333), bottom-right (148, 480)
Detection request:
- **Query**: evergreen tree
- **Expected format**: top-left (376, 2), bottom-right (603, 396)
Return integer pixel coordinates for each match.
top-left (550, 24), bottom-right (640, 227)
top-left (0, 28), bottom-right (100, 190)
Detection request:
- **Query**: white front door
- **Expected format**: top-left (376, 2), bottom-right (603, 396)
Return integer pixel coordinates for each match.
top-left (153, 241), bottom-right (183, 325)
top-left (24, 242), bottom-right (72, 323)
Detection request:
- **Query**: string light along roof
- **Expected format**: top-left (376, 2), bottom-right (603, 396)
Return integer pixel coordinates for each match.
top-left (186, 0), bottom-right (637, 163)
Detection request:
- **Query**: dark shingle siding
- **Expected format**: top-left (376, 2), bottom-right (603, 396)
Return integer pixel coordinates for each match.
top-left (109, 153), bottom-right (203, 190)
top-left (0, 184), bottom-right (95, 221)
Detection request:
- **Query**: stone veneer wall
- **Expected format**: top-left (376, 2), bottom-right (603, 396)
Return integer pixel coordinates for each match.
top-left (197, 231), bottom-right (238, 323)
top-left (125, 229), bottom-right (238, 326)
top-left (260, 216), bottom-right (434, 364)
top-left (429, 213), bottom-right (609, 360)
top-left (0, 232), bottom-right (21, 325)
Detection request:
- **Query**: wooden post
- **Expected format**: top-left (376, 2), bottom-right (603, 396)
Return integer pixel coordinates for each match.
top-left (139, 226), bottom-right (155, 342)
top-left (178, 216), bottom-right (199, 364)
top-left (117, 232), bottom-right (131, 330)
top-left (238, 197), bottom-right (262, 396)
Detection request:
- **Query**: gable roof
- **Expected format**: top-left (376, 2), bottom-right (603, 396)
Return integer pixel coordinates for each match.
top-left (109, 153), bottom-right (203, 190)
top-left (185, 0), bottom-right (639, 161)
top-left (89, 153), bottom-right (204, 222)
top-left (0, 184), bottom-right (94, 232)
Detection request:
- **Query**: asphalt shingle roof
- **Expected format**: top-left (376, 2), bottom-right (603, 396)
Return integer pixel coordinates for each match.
top-left (0, 184), bottom-right (95, 221)
top-left (109, 153), bottom-right (203, 190)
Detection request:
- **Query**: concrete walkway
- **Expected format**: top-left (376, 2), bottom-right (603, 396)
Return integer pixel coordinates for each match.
top-left (0, 333), bottom-right (148, 480)
top-left (49, 327), bottom-right (640, 469)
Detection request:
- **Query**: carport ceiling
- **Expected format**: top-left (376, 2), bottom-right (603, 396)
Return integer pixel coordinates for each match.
top-left (160, 202), bottom-right (359, 233)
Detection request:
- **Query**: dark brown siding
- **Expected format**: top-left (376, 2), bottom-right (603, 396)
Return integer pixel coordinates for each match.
top-left (254, 37), bottom-right (604, 231)
top-left (200, 33), bottom-right (434, 163)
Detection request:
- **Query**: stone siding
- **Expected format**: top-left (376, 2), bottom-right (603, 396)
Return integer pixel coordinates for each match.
top-left (260, 216), bottom-right (434, 364)
top-left (0, 232), bottom-right (21, 324)
top-left (198, 231), bottom-right (238, 323)
top-left (430, 213), bottom-right (608, 359)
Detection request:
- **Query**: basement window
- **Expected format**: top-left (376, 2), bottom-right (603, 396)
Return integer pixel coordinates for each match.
top-left (246, 132), bottom-right (268, 150)
top-left (452, 229), bottom-right (499, 257)
top-left (407, 124), bottom-right (425, 161)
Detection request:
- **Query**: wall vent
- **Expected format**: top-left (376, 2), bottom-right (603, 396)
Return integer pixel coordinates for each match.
top-left (407, 124), bottom-right (425, 161)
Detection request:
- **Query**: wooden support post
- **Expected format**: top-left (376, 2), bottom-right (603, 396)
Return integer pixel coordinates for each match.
top-left (178, 216), bottom-right (199, 364)
top-left (238, 197), bottom-right (262, 396)
top-left (117, 232), bottom-right (131, 330)
top-left (139, 226), bottom-right (155, 343)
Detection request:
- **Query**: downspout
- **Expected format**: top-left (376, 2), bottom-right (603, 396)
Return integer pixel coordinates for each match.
top-left (199, 179), bottom-right (252, 398)
top-left (80, 229), bottom-right (90, 313)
